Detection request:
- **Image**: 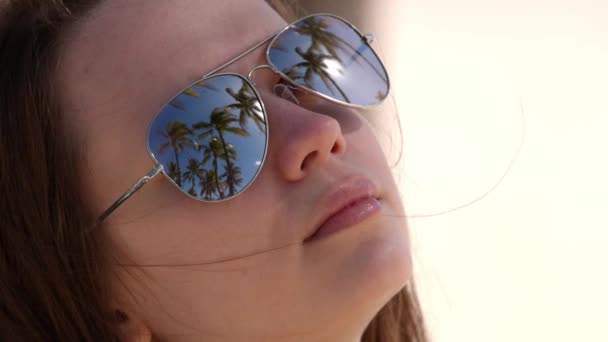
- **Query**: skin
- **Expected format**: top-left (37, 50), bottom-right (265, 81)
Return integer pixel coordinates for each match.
top-left (56, 1), bottom-right (412, 341)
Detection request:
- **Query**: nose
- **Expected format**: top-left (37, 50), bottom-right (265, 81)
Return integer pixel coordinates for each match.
top-left (261, 92), bottom-right (347, 182)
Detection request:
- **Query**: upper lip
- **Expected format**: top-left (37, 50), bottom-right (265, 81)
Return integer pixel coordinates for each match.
top-left (304, 176), bottom-right (380, 241)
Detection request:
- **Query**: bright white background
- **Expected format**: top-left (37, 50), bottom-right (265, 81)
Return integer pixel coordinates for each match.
top-left (304, 0), bottom-right (608, 341)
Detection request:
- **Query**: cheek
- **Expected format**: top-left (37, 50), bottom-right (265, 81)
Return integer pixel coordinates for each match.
top-left (114, 244), bottom-right (315, 338)
top-left (340, 118), bottom-right (412, 287)
top-left (343, 116), bottom-right (392, 173)
top-left (106, 192), bottom-right (282, 268)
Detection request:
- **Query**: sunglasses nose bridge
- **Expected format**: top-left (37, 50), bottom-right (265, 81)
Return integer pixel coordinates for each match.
top-left (247, 64), bottom-right (277, 86)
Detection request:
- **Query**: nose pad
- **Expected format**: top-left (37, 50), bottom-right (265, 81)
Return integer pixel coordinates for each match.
top-left (272, 83), bottom-right (300, 105)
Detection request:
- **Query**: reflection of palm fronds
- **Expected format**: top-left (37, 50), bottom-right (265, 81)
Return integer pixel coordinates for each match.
top-left (223, 144), bottom-right (243, 189)
top-left (271, 35), bottom-right (289, 53)
top-left (193, 108), bottom-right (248, 196)
top-left (183, 88), bottom-right (200, 97)
top-left (200, 137), bottom-right (226, 199)
top-left (193, 108), bottom-right (249, 140)
top-left (286, 46), bottom-right (350, 102)
top-left (169, 87), bottom-right (200, 111)
top-left (183, 158), bottom-right (205, 196)
top-left (167, 162), bottom-right (179, 181)
top-left (169, 98), bottom-right (186, 111)
top-left (195, 80), bottom-right (219, 91)
top-left (295, 17), bottom-right (387, 83)
top-left (221, 163), bottom-right (243, 190)
top-left (158, 121), bottom-right (196, 187)
top-left (225, 80), bottom-right (266, 133)
top-left (199, 169), bottom-right (219, 200)
top-left (169, 81), bottom-right (220, 110)
top-left (181, 81), bottom-right (221, 97)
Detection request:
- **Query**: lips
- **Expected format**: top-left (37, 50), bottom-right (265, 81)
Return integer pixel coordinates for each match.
top-left (303, 176), bottom-right (382, 242)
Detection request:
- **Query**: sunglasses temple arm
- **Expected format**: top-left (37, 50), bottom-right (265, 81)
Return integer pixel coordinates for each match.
top-left (90, 165), bottom-right (164, 231)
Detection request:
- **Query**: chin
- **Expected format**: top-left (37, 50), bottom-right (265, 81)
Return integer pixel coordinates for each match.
top-left (354, 214), bottom-right (413, 294)
top-left (305, 213), bottom-right (412, 321)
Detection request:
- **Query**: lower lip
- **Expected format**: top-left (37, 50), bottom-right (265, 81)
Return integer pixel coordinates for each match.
top-left (305, 197), bottom-right (383, 243)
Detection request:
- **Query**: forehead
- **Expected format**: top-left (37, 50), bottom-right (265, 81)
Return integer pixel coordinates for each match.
top-left (57, 0), bottom-right (286, 135)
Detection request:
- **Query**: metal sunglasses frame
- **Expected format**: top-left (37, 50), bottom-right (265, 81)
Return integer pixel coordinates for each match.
top-left (92, 13), bottom-right (391, 229)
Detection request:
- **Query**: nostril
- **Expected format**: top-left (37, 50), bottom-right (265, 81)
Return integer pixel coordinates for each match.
top-left (331, 133), bottom-right (347, 155)
top-left (301, 151), bottom-right (318, 171)
top-left (331, 142), bottom-right (340, 154)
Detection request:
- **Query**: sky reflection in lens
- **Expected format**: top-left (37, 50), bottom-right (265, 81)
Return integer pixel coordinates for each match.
top-left (148, 74), bottom-right (267, 201)
top-left (268, 15), bottom-right (389, 107)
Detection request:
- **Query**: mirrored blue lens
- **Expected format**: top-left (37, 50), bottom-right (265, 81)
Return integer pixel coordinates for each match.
top-left (147, 74), bottom-right (267, 201)
top-left (268, 15), bottom-right (389, 107)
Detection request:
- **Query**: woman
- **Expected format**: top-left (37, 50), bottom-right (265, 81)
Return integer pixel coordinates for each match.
top-left (0, 0), bottom-right (427, 341)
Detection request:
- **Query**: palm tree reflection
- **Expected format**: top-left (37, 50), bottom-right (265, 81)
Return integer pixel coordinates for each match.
top-left (167, 162), bottom-right (179, 182)
top-left (156, 77), bottom-right (266, 200)
top-left (158, 121), bottom-right (196, 187)
top-left (220, 143), bottom-right (243, 191)
top-left (295, 17), bottom-right (387, 82)
top-left (200, 137), bottom-right (226, 199)
top-left (193, 107), bottom-right (248, 196)
top-left (200, 169), bottom-right (219, 200)
top-left (226, 80), bottom-right (266, 133)
top-left (289, 46), bottom-right (350, 102)
top-left (273, 16), bottom-right (389, 103)
top-left (183, 158), bottom-right (205, 196)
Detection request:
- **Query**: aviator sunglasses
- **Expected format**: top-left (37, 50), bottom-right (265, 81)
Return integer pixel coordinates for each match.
top-left (93, 13), bottom-right (390, 228)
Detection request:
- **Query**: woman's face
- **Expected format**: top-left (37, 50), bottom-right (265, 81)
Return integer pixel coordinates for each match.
top-left (58, 0), bottom-right (412, 341)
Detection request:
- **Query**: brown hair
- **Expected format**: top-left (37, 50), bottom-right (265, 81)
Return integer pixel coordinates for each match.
top-left (0, 0), bottom-right (428, 341)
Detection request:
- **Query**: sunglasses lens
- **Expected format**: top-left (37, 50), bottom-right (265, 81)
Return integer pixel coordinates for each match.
top-left (147, 74), bottom-right (268, 201)
top-left (268, 15), bottom-right (389, 107)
